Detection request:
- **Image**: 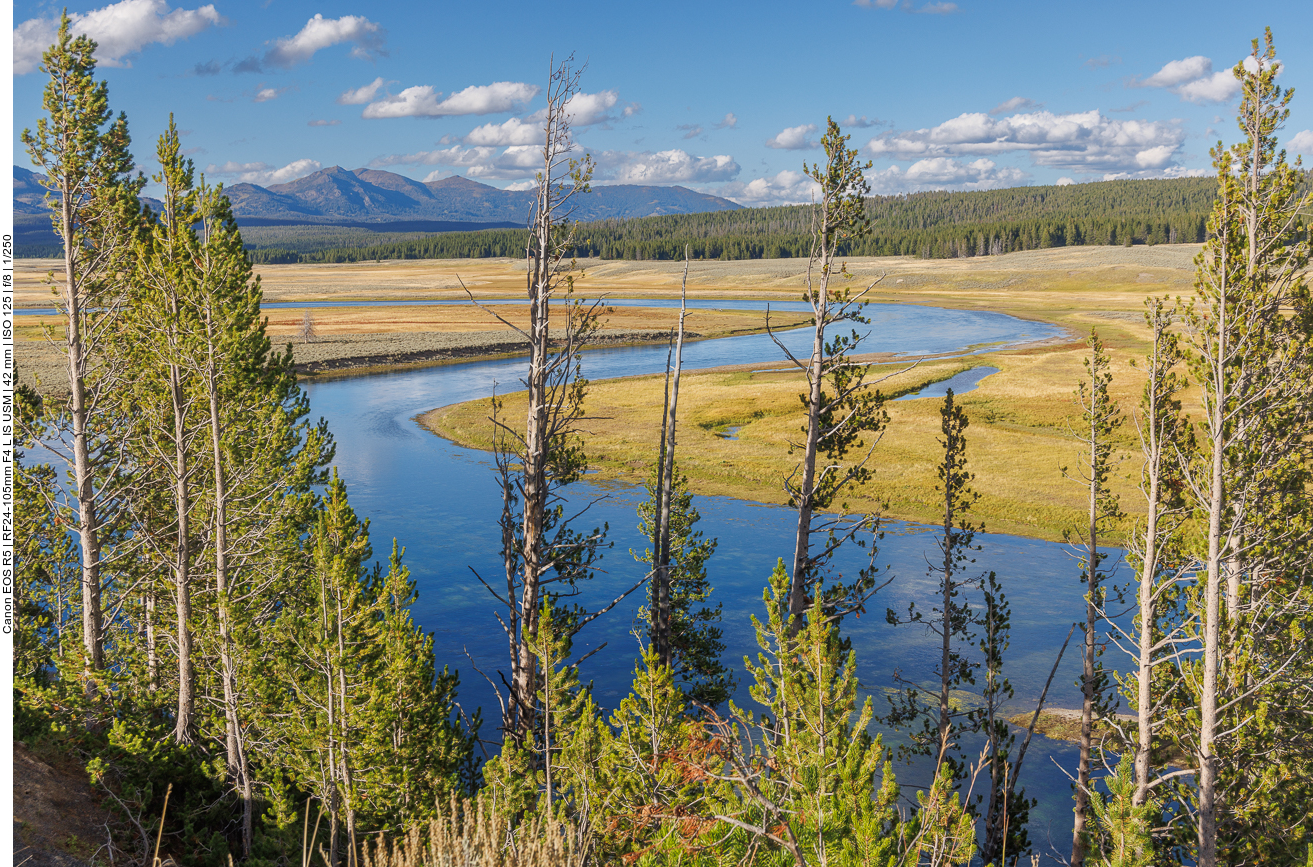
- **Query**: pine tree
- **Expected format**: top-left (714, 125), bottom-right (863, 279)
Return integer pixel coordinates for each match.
top-left (1067, 329), bottom-right (1123, 867)
top-left (1179, 31), bottom-right (1313, 866)
top-left (884, 389), bottom-right (981, 776)
top-left (21, 12), bottom-right (142, 676)
top-left (777, 118), bottom-right (890, 631)
top-left (635, 468), bottom-right (732, 708)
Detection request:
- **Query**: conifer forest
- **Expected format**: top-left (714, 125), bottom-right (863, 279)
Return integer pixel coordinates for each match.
top-left (13, 20), bottom-right (1313, 867)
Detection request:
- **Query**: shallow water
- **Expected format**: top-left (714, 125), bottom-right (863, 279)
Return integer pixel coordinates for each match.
top-left (302, 302), bottom-right (1110, 848)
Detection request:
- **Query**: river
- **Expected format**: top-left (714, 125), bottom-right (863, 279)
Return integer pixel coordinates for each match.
top-left (302, 300), bottom-right (1117, 848)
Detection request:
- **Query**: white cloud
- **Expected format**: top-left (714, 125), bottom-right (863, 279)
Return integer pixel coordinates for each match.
top-left (252, 85), bottom-right (290, 103)
top-left (502, 180), bottom-right (537, 191)
top-left (1142, 56), bottom-right (1213, 88)
top-left (375, 144), bottom-right (739, 185)
top-left (338, 76), bottom-right (387, 105)
top-left (250, 13), bottom-right (385, 71)
top-left (1102, 165), bottom-right (1210, 181)
top-left (464, 117), bottom-right (543, 146)
top-left (866, 157), bottom-right (1028, 194)
top-left (853, 0), bottom-right (899, 7)
top-left (1056, 177), bottom-right (1076, 186)
top-left (839, 114), bottom-right (882, 129)
top-left (520, 90), bottom-right (624, 127)
top-left (206, 158), bottom-right (321, 185)
top-left (1289, 130), bottom-right (1313, 155)
top-left (676, 124), bottom-right (703, 140)
top-left (913, 2), bottom-right (958, 13)
top-left (563, 90), bottom-right (620, 126)
top-left (864, 109), bottom-right (1187, 174)
top-left (369, 146), bottom-right (497, 168)
top-left (595, 150), bottom-right (740, 184)
top-left (362, 81), bottom-right (539, 119)
top-left (1174, 72), bottom-right (1241, 104)
top-left (767, 123), bottom-right (820, 150)
top-left (14, 0), bottom-right (221, 74)
top-left (713, 113), bottom-right (738, 130)
top-left (308, 119), bottom-right (341, 127)
top-left (1136, 55), bottom-right (1243, 104)
top-left (715, 170), bottom-right (819, 206)
top-left (989, 97), bottom-right (1041, 116)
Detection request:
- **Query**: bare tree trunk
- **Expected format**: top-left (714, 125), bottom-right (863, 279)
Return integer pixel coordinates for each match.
top-left (63, 198), bottom-right (106, 674)
top-left (1199, 407), bottom-right (1225, 867)
top-left (1071, 341), bottom-right (1113, 867)
top-left (789, 250), bottom-right (828, 624)
top-left (652, 250), bottom-right (689, 665)
top-left (204, 336), bottom-right (253, 855)
top-left (939, 457), bottom-right (955, 759)
top-left (1134, 441), bottom-right (1161, 808)
top-left (170, 357), bottom-right (195, 745)
top-left (512, 243), bottom-right (550, 746)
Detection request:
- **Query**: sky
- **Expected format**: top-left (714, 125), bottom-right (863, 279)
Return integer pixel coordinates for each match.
top-left (11, 0), bottom-right (1313, 206)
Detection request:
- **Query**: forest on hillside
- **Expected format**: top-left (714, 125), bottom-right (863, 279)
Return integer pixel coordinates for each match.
top-left (247, 177), bottom-right (1235, 264)
top-left (15, 20), bottom-right (1313, 867)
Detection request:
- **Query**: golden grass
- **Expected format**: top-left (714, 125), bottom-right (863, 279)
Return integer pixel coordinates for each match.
top-left (255, 304), bottom-right (808, 339)
top-left (421, 300), bottom-right (1207, 544)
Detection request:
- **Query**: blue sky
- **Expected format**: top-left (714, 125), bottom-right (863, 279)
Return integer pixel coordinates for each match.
top-left (12, 0), bottom-right (1313, 205)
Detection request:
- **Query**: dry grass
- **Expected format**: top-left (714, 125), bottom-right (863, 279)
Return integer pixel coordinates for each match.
top-left (421, 330), bottom-right (1158, 543)
top-left (360, 797), bottom-right (576, 867)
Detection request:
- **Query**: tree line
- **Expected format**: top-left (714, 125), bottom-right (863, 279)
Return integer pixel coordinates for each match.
top-left (15, 21), bottom-right (1313, 867)
top-left (244, 175), bottom-right (1264, 265)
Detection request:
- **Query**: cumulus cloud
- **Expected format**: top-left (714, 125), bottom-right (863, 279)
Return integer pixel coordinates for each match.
top-left (1174, 72), bottom-right (1242, 104)
top-left (362, 81), bottom-right (539, 119)
top-left (369, 146), bottom-right (497, 168)
top-left (463, 117), bottom-right (543, 146)
top-left (1056, 177), bottom-right (1076, 185)
top-left (839, 114), bottom-right (883, 129)
top-left (866, 157), bottom-right (1028, 194)
top-left (713, 113), bottom-right (738, 130)
top-left (308, 119), bottom-right (341, 127)
top-left (206, 158), bottom-right (321, 185)
top-left (1142, 56), bottom-right (1213, 88)
top-left (767, 124), bottom-right (820, 150)
top-left (14, 0), bottom-right (222, 74)
top-left (252, 85), bottom-right (290, 102)
top-left (989, 97), bottom-right (1041, 116)
top-left (676, 123), bottom-right (703, 140)
top-left (337, 77), bottom-right (387, 105)
top-left (1285, 130), bottom-right (1313, 155)
top-left (1135, 55), bottom-right (1242, 104)
top-left (238, 13), bottom-right (385, 72)
top-left (864, 109), bottom-right (1187, 174)
top-left (1101, 165), bottom-right (1209, 181)
top-left (193, 59), bottom-right (222, 75)
top-left (594, 150), bottom-right (740, 185)
top-left (561, 90), bottom-right (620, 126)
top-left (373, 143), bottom-right (738, 185)
top-left (715, 170), bottom-right (819, 207)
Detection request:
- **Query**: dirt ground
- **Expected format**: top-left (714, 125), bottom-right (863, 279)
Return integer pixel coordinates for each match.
top-left (13, 742), bottom-right (114, 867)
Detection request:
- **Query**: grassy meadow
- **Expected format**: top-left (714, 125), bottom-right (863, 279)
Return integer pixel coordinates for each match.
top-left (19, 246), bottom-right (1219, 541)
top-left (418, 244), bottom-right (1214, 543)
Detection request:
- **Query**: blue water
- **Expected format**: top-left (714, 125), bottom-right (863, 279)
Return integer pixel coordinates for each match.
top-left (301, 302), bottom-right (1104, 850)
top-left (896, 366), bottom-right (1001, 401)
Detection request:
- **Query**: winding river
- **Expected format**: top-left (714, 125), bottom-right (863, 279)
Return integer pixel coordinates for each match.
top-left (302, 300), bottom-right (1118, 843)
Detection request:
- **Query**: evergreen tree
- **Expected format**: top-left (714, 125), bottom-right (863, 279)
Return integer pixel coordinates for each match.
top-left (21, 11), bottom-right (143, 676)
top-left (1067, 329), bottom-right (1123, 867)
top-left (778, 118), bottom-right (889, 631)
top-left (635, 468), bottom-right (732, 708)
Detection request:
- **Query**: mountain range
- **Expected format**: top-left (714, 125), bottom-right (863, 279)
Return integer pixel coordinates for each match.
top-left (13, 165), bottom-right (742, 225)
